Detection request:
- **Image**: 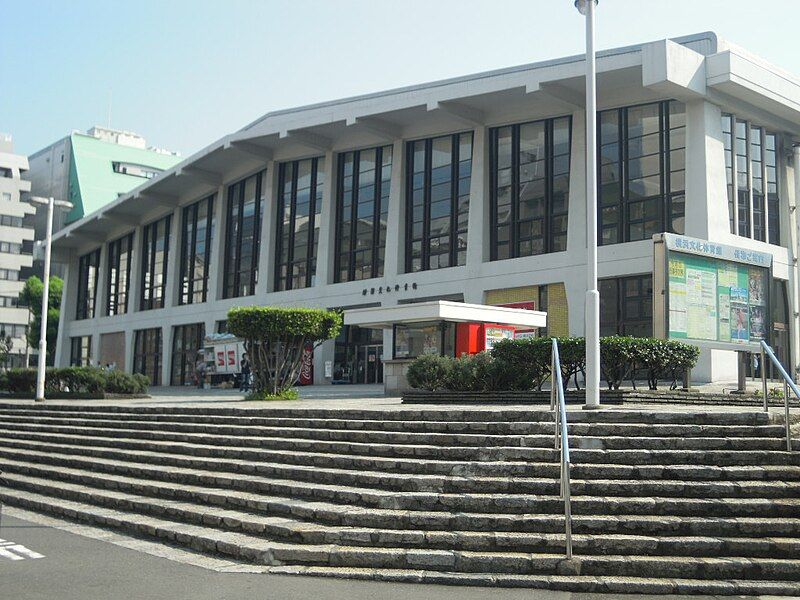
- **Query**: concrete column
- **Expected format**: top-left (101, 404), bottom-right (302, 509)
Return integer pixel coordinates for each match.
top-left (123, 329), bottom-right (135, 373)
top-left (314, 151), bottom-right (336, 287)
top-left (466, 125), bottom-right (488, 273)
top-left (207, 185), bottom-right (226, 301)
top-left (313, 339), bottom-right (334, 385)
top-left (127, 226), bottom-right (143, 312)
top-left (256, 164), bottom-right (277, 296)
top-left (383, 139), bottom-right (405, 278)
top-left (54, 250), bottom-right (77, 367)
top-left (163, 206), bottom-right (182, 308)
top-left (684, 100), bottom-right (728, 239)
top-left (790, 145), bottom-right (800, 380)
top-left (566, 109), bottom-right (587, 336)
top-left (94, 240), bottom-right (109, 319)
top-left (161, 323), bottom-right (173, 386)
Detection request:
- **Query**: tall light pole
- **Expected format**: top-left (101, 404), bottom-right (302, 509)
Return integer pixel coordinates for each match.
top-left (575, 0), bottom-right (600, 408)
top-left (27, 196), bottom-right (73, 402)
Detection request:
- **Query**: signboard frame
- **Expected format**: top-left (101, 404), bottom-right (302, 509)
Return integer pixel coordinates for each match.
top-left (653, 233), bottom-right (773, 352)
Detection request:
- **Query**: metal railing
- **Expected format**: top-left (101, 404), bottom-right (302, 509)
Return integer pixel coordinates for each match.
top-left (549, 338), bottom-right (573, 558)
top-left (760, 340), bottom-right (797, 452)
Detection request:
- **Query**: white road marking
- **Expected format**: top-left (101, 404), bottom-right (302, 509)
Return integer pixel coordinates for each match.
top-left (0, 540), bottom-right (45, 560)
top-left (0, 547), bottom-right (24, 561)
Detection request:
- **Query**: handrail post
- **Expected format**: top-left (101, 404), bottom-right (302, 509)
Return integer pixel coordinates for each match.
top-left (786, 380), bottom-right (792, 452)
top-left (761, 348), bottom-right (768, 412)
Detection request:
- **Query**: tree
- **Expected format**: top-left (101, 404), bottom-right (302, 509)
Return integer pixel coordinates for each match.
top-left (18, 276), bottom-right (63, 366)
top-left (0, 331), bottom-right (13, 368)
top-left (227, 306), bottom-right (342, 398)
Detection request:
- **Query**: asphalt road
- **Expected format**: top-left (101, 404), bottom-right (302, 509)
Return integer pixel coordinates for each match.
top-left (0, 513), bottom-right (562, 600)
top-left (0, 512), bottom-right (748, 600)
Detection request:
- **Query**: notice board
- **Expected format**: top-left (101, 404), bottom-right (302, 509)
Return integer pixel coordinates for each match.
top-left (653, 233), bottom-right (772, 351)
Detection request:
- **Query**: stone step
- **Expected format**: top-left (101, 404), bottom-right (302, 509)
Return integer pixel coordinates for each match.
top-left (3, 448), bottom-right (799, 517)
top-left (2, 439), bottom-right (799, 500)
top-left (265, 565), bottom-right (800, 596)
top-left (6, 459), bottom-right (796, 538)
top-left (1, 486), bottom-right (799, 587)
top-left (0, 409), bottom-right (785, 437)
top-left (4, 470), bottom-right (800, 560)
top-left (0, 423), bottom-right (795, 465)
top-left (0, 416), bottom-right (789, 450)
top-left (0, 403), bottom-right (776, 425)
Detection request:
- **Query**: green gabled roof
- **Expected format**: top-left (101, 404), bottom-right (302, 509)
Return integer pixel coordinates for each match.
top-left (65, 133), bottom-right (182, 224)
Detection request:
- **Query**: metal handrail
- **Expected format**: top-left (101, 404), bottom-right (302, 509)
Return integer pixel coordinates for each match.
top-left (760, 340), bottom-right (796, 452)
top-left (550, 339), bottom-right (573, 558)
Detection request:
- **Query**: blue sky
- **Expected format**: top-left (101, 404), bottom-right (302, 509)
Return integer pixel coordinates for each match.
top-left (2, 0), bottom-right (796, 157)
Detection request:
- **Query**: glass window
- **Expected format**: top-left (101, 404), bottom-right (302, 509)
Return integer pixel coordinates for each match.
top-left (106, 233), bottom-right (133, 316)
top-left (599, 274), bottom-right (653, 337)
top-left (69, 336), bottom-right (92, 366)
top-left (275, 158), bottom-right (324, 291)
top-left (140, 214), bottom-right (171, 310)
top-left (223, 171), bottom-right (265, 298)
top-left (170, 323), bottom-right (205, 386)
top-left (76, 248), bottom-right (100, 320)
top-left (598, 101), bottom-right (685, 244)
top-left (134, 328), bottom-right (162, 386)
top-left (179, 195), bottom-right (215, 304)
top-left (723, 115), bottom-right (781, 245)
top-left (393, 321), bottom-right (456, 359)
top-left (405, 133), bottom-right (472, 272)
top-left (490, 116), bottom-right (571, 259)
top-left (335, 146), bottom-right (392, 282)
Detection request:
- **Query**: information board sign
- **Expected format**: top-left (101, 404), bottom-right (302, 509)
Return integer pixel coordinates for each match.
top-left (653, 234), bottom-right (772, 351)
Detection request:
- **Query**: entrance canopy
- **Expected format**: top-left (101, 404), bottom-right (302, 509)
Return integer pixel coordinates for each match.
top-left (344, 300), bottom-right (547, 330)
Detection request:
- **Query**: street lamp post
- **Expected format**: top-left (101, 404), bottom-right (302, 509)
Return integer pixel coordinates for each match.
top-left (575, 0), bottom-right (600, 408)
top-left (27, 196), bottom-right (73, 402)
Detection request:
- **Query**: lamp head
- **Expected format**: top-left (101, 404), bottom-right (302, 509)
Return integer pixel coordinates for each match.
top-left (574, 0), bottom-right (598, 15)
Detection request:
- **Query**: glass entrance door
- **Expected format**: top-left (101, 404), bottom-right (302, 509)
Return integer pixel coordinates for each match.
top-left (357, 344), bottom-right (383, 384)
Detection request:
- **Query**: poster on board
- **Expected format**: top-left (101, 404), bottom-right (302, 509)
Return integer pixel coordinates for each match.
top-left (654, 233), bottom-right (772, 351)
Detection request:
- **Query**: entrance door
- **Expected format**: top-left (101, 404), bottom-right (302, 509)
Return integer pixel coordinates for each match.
top-left (357, 344), bottom-right (383, 384)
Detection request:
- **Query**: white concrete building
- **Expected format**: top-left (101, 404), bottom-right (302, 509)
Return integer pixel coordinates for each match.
top-left (0, 134), bottom-right (34, 367)
top-left (51, 32), bottom-right (800, 387)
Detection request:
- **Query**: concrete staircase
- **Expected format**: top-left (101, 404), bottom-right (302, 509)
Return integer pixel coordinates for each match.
top-left (0, 402), bottom-right (798, 595)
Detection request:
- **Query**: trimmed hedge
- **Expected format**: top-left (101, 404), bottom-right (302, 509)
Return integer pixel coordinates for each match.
top-left (0, 367), bottom-right (150, 397)
top-left (405, 336), bottom-right (700, 392)
top-left (227, 306), bottom-right (342, 397)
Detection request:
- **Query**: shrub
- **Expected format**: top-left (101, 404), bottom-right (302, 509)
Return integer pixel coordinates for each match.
top-left (489, 337), bottom-right (551, 390)
top-left (0, 366), bottom-right (150, 397)
top-left (406, 354), bottom-right (453, 391)
top-left (227, 306), bottom-right (342, 397)
top-left (405, 336), bottom-right (700, 392)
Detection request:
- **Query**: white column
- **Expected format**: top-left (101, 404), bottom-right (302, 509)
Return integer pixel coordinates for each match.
top-left (127, 226), bottom-right (143, 312)
top-left (54, 250), bottom-right (77, 367)
top-left (383, 139), bottom-right (405, 279)
top-left (207, 184), bottom-right (226, 301)
top-left (466, 125), bottom-right (488, 276)
top-left (94, 239), bottom-right (109, 319)
top-left (162, 206), bottom-right (181, 308)
top-left (161, 324), bottom-right (172, 387)
top-left (256, 164), bottom-right (277, 296)
top-left (314, 151), bottom-right (336, 287)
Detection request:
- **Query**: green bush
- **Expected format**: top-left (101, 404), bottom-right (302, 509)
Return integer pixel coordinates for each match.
top-left (0, 367), bottom-right (150, 397)
top-left (245, 388), bottom-right (300, 401)
top-left (405, 336), bottom-right (700, 392)
top-left (489, 337), bottom-right (551, 390)
top-left (227, 306), bottom-right (342, 396)
top-left (406, 354), bottom-right (453, 391)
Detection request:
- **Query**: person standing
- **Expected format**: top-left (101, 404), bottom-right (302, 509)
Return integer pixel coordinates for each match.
top-left (195, 356), bottom-right (207, 389)
top-left (240, 352), bottom-right (251, 393)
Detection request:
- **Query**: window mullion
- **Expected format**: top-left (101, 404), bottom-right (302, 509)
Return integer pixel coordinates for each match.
top-left (423, 140), bottom-right (431, 271)
top-left (511, 126), bottom-right (519, 258)
top-left (350, 152), bottom-right (359, 281)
